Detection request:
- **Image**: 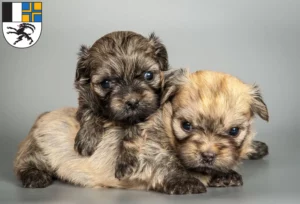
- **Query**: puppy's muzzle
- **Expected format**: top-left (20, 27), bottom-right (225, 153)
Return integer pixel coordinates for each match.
top-left (123, 91), bottom-right (143, 111)
top-left (125, 98), bottom-right (140, 110)
top-left (201, 152), bottom-right (216, 165)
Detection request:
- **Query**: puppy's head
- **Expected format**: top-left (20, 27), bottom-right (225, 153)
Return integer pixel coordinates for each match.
top-left (75, 31), bottom-right (169, 123)
top-left (169, 70), bottom-right (269, 172)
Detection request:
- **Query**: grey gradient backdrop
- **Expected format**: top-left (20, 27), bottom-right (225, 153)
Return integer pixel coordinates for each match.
top-left (0, 0), bottom-right (300, 203)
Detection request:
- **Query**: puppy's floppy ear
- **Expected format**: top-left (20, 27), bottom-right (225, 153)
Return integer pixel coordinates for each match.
top-left (75, 45), bottom-right (90, 84)
top-left (161, 68), bottom-right (188, 105)
top-left (250, 84), bottom-right (269, 121)
top-left (149, 32), bottom-right (169, 71)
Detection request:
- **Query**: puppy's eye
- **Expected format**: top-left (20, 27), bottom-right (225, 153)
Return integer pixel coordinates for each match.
top-left (228, 127), bottom-right (240, 136)
top-left (100, 80), bottom-right (111, 89)
top-left (182, 121), bottom-right (193, 132)
top-left (144, 71), bottom-right (154, 81)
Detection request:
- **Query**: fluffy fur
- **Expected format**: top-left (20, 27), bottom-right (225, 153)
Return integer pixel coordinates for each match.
top-left (14, 107), bottom-right (207, 194)
top-left (73, 31), bottom-right (175, 179)
top-left (164, 70), bottom-right (269, 186)
top-left (14, 70), bottom-right (269, 194)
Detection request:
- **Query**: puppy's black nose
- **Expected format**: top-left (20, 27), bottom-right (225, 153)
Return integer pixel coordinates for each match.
top-left (125, 99), bottom-right (140, 109)
top-left (201, 152), bottom-right (216, 164)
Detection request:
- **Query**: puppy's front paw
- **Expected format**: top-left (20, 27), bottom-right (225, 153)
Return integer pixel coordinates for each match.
top-left (248, 140), bottom-right (269, 160)
top-left (74, 129), bottom-right (100, 156)
top-left (115, 154), bottom-right (138, 180)
top-left (163, 175), bottom-right (207, 195)
top-left (208, 170), bottom-right (243, 187)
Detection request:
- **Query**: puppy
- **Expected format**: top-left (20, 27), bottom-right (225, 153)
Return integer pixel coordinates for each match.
top-left (73, 31), bottom-right (172, 179)
top-left (14, 31), bottom-right (209, 194)
top-left (14, 71), bottom-right (209, 194)
top-left (158, 70), bottom-right (269, 187)
top-left (14, 70), bottom-right (268, 194)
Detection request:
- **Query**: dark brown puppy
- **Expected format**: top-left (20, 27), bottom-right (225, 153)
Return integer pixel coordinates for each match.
top-left (74, 31), bottom-right (171, 179)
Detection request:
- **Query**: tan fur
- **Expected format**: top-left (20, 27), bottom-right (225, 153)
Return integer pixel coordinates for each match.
top-left (14, 70), bottom-right (268, 191)
top-left (14, 107), bottom-right (190, 190)
top-left (14, 108), bottom-right (140, 188)
top-left (168, 70), bottom-right (268, 172)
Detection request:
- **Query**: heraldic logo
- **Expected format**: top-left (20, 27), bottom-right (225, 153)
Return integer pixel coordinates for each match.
top-left (2, 2), bottom-right (42, 48)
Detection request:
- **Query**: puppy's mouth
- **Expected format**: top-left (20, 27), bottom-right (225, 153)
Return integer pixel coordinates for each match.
top-left (107, 92), bottom-right (159, 124)
top-left (111, 104), bottom-right (158, 124)
top-left (182, 156), bottom-right (232, 174)
top-left (194, 161), bottom-right (218, 172)
top-left (123, 109), bottom-right (147, 121)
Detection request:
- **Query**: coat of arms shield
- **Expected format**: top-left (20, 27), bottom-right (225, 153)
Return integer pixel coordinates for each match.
top-left (2, 2), bottom-right (42, 48)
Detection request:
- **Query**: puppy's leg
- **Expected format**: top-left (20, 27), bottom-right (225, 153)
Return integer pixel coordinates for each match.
top-left (115, 140), bottom-right (138, 180)
top-left (17, 161), bottom-right (54, 188)
top-left (208, 170), bottom-right (243, 187)
top-left (14, 132), bottom-right (54, 188)
top-left (247, 140), bottom-right (269, 160)
top-left (74, 119), bottom-right (104, 156)
top-left (149, 160), bottom-right (207, 194)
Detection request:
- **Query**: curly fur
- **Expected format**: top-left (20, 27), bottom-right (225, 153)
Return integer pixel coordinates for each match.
top-left (73, 31), bottom-right (170, 159)
top-left (14, 65), bottom-right (269, 193)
